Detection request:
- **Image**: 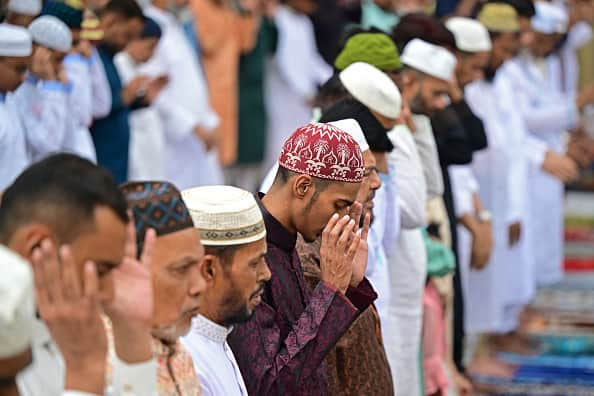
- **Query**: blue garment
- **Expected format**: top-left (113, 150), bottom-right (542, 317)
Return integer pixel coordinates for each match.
top-left (91, 46), bottom-right (130, 183)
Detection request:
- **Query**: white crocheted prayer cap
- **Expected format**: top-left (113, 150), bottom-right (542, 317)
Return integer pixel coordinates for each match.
top-left (339, 61), bottom-right (402, 119)
top-left (182, 186), bottom-right (267, 246)
top-left (0, 24), bottom-right (33, 56)
top-left (446, 17), bottom-right (492, 52)
top-left (401, 38), bottom-right (457, 82)
top-left (532, 1), bottom-right (568, 35)
top-left (0, 245), bottom-right (35, 359)
top-left (29, 15), bottom-right (72, 52)
top-left (8, 0), bottom-right (42, 16)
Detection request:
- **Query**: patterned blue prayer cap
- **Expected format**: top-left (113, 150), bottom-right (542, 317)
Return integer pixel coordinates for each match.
top-left (120, 181), bottom-right (194, 252)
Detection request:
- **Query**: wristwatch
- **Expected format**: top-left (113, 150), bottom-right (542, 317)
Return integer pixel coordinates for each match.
top-left (477, 210), bottom-right (492, 222)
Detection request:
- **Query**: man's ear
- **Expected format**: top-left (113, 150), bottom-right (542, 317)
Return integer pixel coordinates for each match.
top-left (292, 174), bottom-right (313, 200)
top-left (199, 254), bottom-right (218, 283)
top-left (14, 224), bottom-right (54, 261)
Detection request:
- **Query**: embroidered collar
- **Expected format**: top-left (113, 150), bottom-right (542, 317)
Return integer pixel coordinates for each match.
top-left (191, 315), bottom-right (232, 344)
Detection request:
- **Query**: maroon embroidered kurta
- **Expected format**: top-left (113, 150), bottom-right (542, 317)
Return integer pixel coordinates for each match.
top-left (228, 196), bottom-right (377, 395)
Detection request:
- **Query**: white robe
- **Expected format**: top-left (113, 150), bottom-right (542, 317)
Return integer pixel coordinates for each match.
top-left (61, 48), bottom-right (111, 163)
top-left (503, 55), bottom-right (577, 286)
top-left (0, 94), bottom-right (29, 191)
top-left (263, 5), bottom-right (332, 170)
top-left (114, 52), bottom-right (166, 180)
top-left (181, 315), bottom-right (248, 396)
top-left (142, 5), bottom-right (222, 190)
top-left (11, 74), bottom-right (69, 163)
top-left (464, 71), bottom-right (534, 334)
top-left (383, 124), bottom-right (427, 396)
top-left (16, 319), bottom-right (157, 396)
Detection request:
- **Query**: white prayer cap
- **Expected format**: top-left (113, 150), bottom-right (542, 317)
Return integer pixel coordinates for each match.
top-left (446, 17), bottom-right (492, 53)
top-left (329, 119), bottom-right (370, 153)
top-left (0, 24), bottom-right (33, 56)
top-left (0, 245), bottom-right (35, 359)
top-left (7, 0), bottom-right (42, 16)
top-left (28, 15), bottom-right (72, 53)
top-left (182, 186), bottom-right (266, 246)
top-left (532, 2), bottom-right (568, 34)
top-left (338, 62), bottom-right (402, 120)
top-left (401, 38), bottom-right (457, 82)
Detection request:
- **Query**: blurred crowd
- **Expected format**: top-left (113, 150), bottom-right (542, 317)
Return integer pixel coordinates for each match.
top-left (1, 0), bottom-right (594, 395)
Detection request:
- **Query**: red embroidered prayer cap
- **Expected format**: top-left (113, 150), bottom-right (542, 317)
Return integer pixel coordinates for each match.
top-left (278, 122), bottom-right (364, 183)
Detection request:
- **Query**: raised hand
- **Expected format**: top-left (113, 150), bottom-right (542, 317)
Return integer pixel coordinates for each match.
top-left (103, 215), bottom-right (155, 363)
top-left (31, 239), bottom-right (106, 394)
top-left (30, 46), bottom-right (57, 81)
top-left (320, 213), bottom-right (361, 294)
top-left (351, 209), bottom-right (371, 288)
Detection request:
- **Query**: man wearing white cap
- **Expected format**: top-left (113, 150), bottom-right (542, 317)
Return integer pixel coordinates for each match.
top-left (0, 23), bottom-right (32, 191)
top-left (5, 0), bottom-right (41, 27)
top-left (460, 4), bottom-right (538, 357)
top-left (9, 15), bottom-right (71, 163)
top-left (503, 1), bottom-right (594, 287)
top-left (382, 37), bottom-right (457, 395)
top-left (180, 185), bottom-right (270, 396)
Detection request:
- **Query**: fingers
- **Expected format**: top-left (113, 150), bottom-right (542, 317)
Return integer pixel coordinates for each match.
top-left (40, 239), bottom-right (63, 304)
top-left (337, 218), bottom-right (356, 249)
top-left (321, 213), bottom-right (340, 243)
top-left (31, 245), bottom-right (51, 312)
top-left (124, 210), bottom-right (137, 260)
top-left (140, 228), bottom-right (156, 270)
top-left (60, 245), bottom-right (82, 299)
top-left (349, 202), bottom-right (363, 230)
top-left (82, 261), bottom-right (99, 301)
top-left (346, 233), bottom-right (362, 261)
top-left (360, 212), bottom-right (371, 242)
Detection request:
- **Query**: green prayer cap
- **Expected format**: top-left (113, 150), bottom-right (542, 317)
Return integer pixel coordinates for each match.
top-left (478, 3), bottom-right (520, 33)
top-left (334, 33), bottom-right (403, 72)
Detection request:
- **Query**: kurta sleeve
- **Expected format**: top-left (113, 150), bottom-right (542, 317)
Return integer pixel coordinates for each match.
top-left (381, 169), bottom-right (401, 258)
top-left (111, 356), bottom-right (158, 396)
top-left (64, 53), bottom-right (93, 128)
top-left (412, 114), bottom-right (444, 199)
top-left (89, 48), bottom-right (112, 118)
top-left (14, 75), bottom-right (69, 159)
top-left (228, 280), bottom-right (375, 395)
top-left (388, 125), bottom-right (428, 229)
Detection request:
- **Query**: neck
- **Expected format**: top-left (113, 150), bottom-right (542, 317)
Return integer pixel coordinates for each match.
top-left (199, 296), bottom-right (228, 328)
top-left (261, 187), bottom-right (297, 235)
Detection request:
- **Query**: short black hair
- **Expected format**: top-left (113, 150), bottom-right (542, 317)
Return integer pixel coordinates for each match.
top-left (98, 0), bottom-right (143, 20)
top-left (272, 166), bottom-right (332, 193)
top-left (0, 153), bottom-right (128, 244)
top-left (204, 245), bottom-right (240, 270)
top-left (313, 74), bottom-right (352, 113)
top-left (392, 13), bottom-right (456, 53)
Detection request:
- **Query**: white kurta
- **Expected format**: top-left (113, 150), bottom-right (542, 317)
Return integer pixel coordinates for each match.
top-left (143, 5), bottom-right (222, 190)
top-left (383, 124), bottom-right (427, 396)
top-left (114, 52), bottom-right (166, 180)
top-left (181, 315), bottom-right (248, 396)
top-left (263, 5), bottom-right (332, 171)
top-left (16, 319), bottom-right (157, 396)
top-left (0, 94), bottom-right (29, 191)
top-left (503, 55), bottom-right (577, 286)
top-left (464, 70), bottom-right (534, 334)
top-left (61, 52), bottom-right (101, 162)
top-left (11, 74), bottom-right (69, 163)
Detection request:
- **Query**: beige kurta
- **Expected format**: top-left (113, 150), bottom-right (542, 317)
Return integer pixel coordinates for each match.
top-left (191, 0), bottom-right (259, 166)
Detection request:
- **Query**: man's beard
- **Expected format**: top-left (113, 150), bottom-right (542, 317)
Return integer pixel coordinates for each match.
top-left (408, 92), bottom-right (427, 115)
top-left (219, 282), bottom-right (265, 327)
top-left (483, 65), bottom-right (497, 82)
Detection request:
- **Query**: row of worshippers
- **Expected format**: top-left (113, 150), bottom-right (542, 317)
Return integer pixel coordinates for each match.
top-left (0, 0), bottom-right (228, 193)
top-left (3, 4), bottom-right (594, 396)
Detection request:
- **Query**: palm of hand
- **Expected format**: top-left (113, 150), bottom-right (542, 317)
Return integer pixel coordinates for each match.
top-left (108, 256), bottom-right (153, 324)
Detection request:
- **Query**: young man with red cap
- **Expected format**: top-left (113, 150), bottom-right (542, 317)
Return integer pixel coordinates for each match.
top-left (228, 122), bottom-right (377, 395)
